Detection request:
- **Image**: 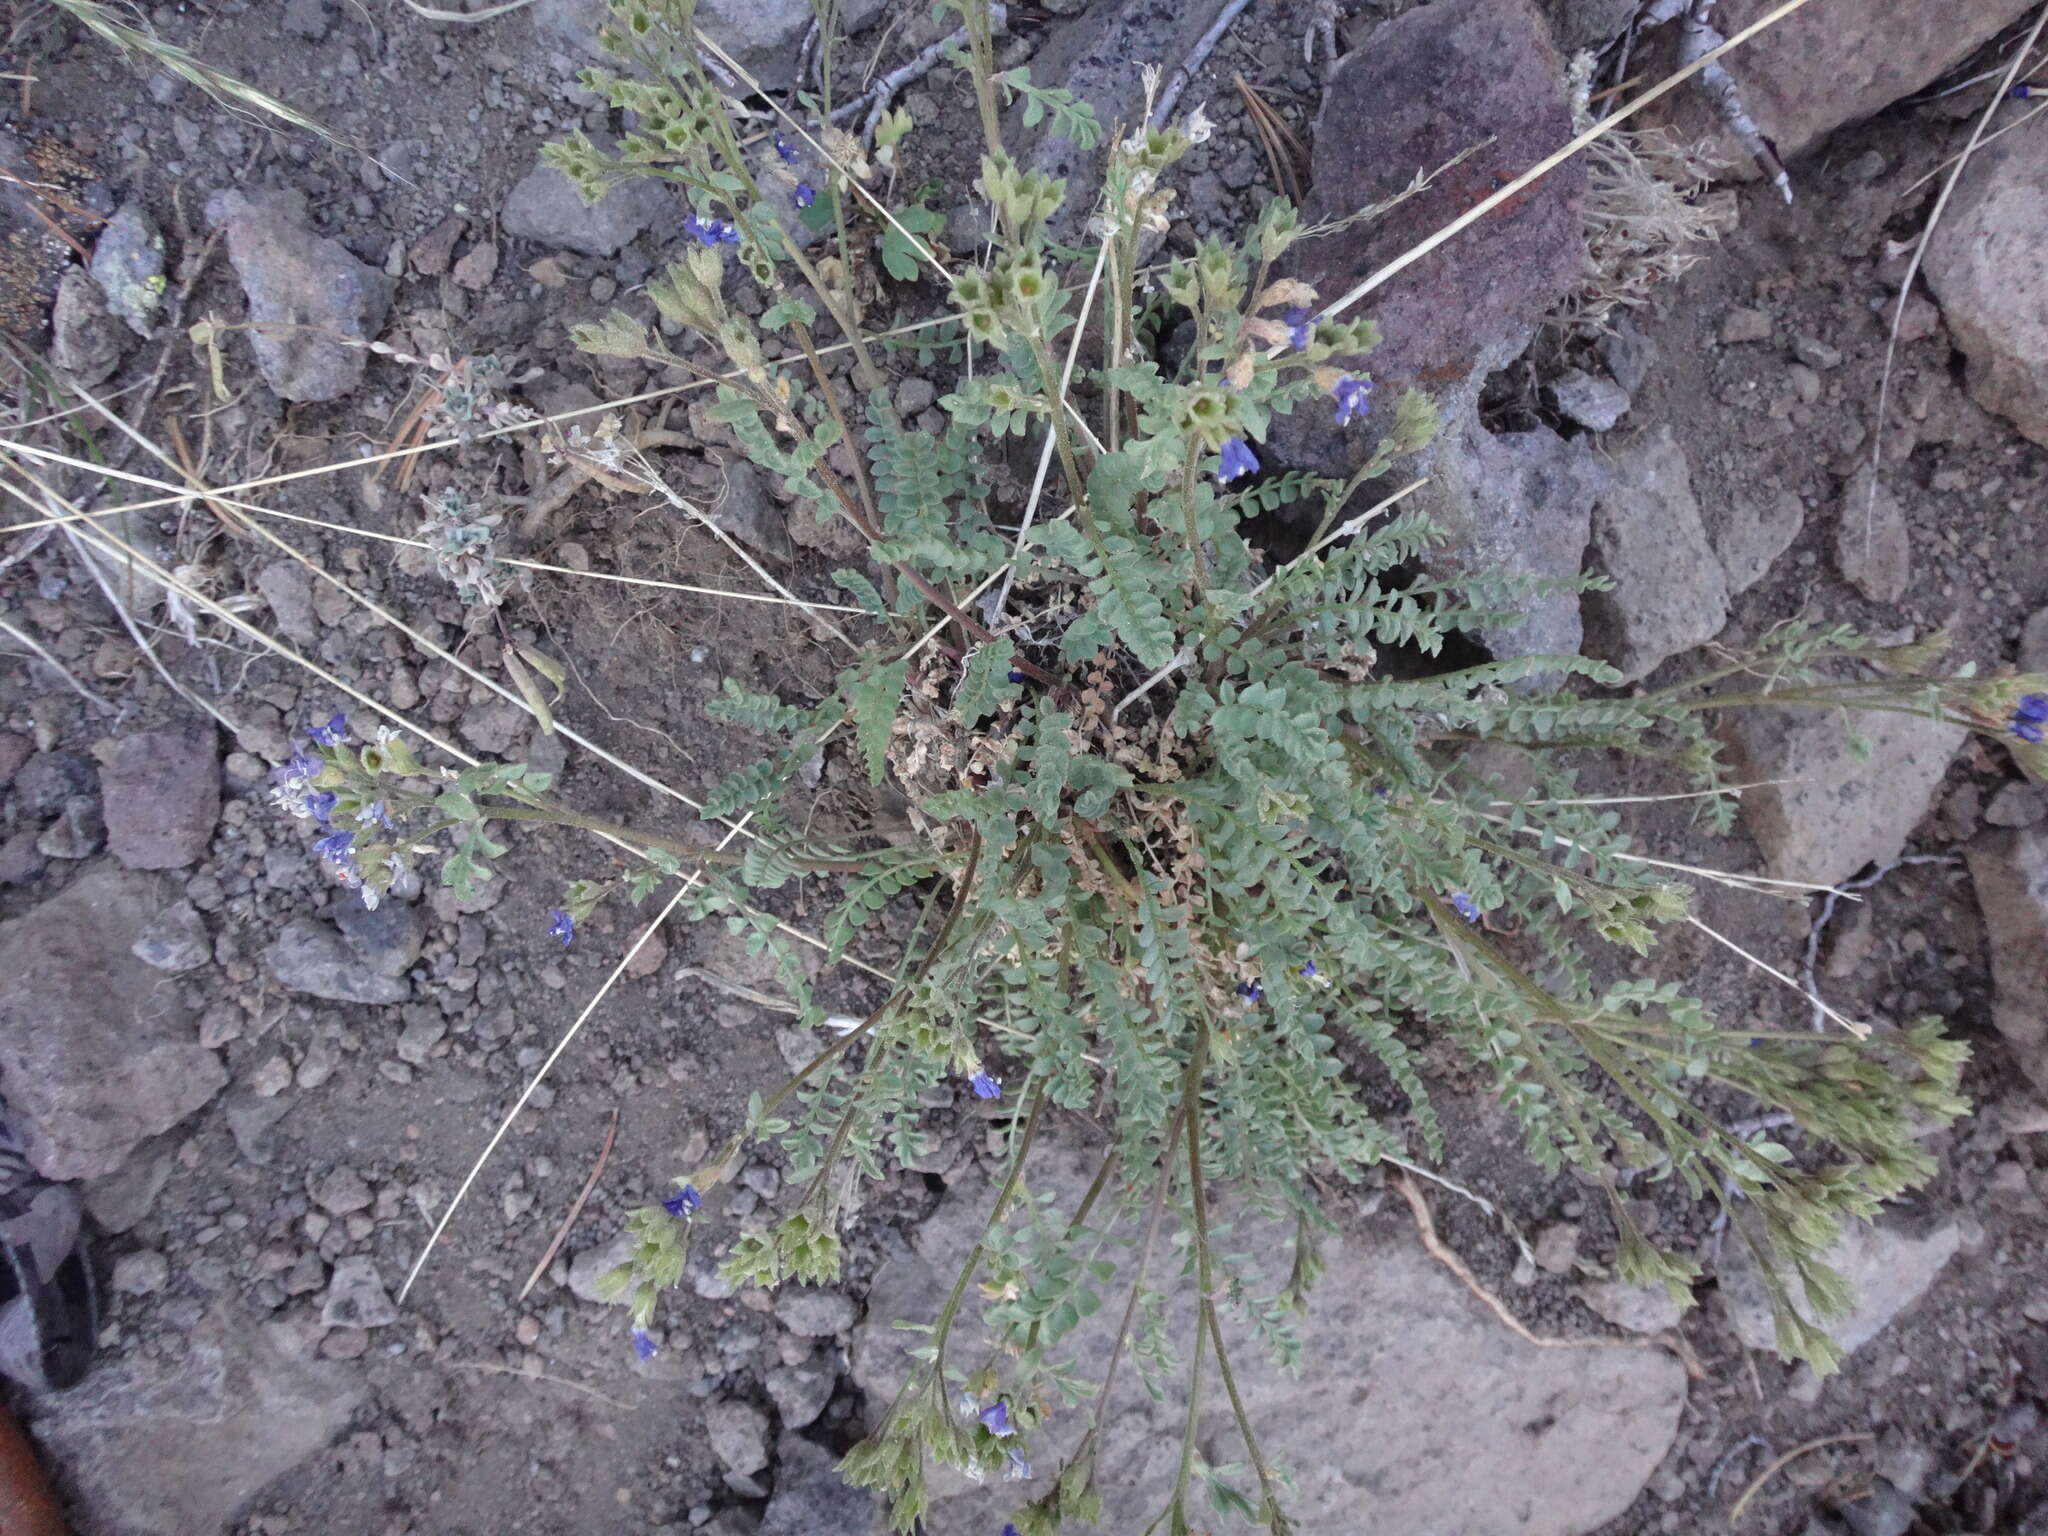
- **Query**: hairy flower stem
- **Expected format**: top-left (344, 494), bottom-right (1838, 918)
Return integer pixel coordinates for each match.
top-left (480, 801), bottom-right (870, 873)
top-left (1191, 1118), bottom-right (1286, 1527)
top-left (928, 1081), bottom-right (1047, 1373)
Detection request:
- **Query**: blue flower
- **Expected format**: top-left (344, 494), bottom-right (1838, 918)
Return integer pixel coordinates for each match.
top-left (1003, 1448), bottom-right (1032, 1481)
top-left (1006, 669), bottom-right (1025, 684)
top-left (1217, 437), bottom-right (1259, 483)
top-left (2014, 694), bottom-right (2048, 723)
top-left (1235, 979), bottom-right (1262, 1003)
top-left (632, 1328), bottom-right (657, 1360)
top-left (313, 830), bottom-right (356, 866)
top-left (308, 713), bottom-right (349, 746)
top-left (685, 214), bottom-right (739, 247)
top-left (979, 1401), bottom-right (1014, 1437)
top-left (1450, 891), bottom-right (1481, 923)
top-left (1284, 306), bottom-right (1311, 350)
top-left (970, 1071), bottom-right (1002, 1101)
top-left (793, 183), bottom-right (815, 209)
top-left (546, 908), bottom-right (575, 947)
top-left (2017, 721), bottom-right (2045, 744)
top-left (774, 130), bottom-right (798, 164)
top-left (1332, 375), bottom-right (1373, 426)
top-left (305, 791), bottom-right (338, 825)
top-left (357, 800), bottom-right (394, 831)
top-left (1003, 1527), bottom-right (1023, 1536)
top-left (2013, 83), bottom-right (2038, 99)
top-left (1298, 961), bottom-right (1316, 978)
top-left (662, 1184), bottom-right (702, 1219)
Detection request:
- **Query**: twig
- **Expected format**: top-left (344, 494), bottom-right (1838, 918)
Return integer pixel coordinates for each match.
top-left (1679, 0), bottom-right (1792, 202)
top-left (830, 6), bottom-right (1007, 144)
top-left (443, 1360), bottom-right (636, 1409)
top-left (1154, 0), bottom-right (1255, 126)
top-left (1726, 1433), bottom-right (1872, 1522)
top-left (1393, 1173), bottom-right (1697, 1375)
top-left (518, 1109), bottom-right (619, 1301)
top-left (1799, 853), bottom-right (1958, 1032)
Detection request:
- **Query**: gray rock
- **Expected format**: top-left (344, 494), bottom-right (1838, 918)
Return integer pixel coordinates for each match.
top-left (2022, 605), bottom-right (2048, 676)
top-left (320, 1255), bottom-right (398, 1329)
top-left (111, 1249), bottom-right (170, 1296)
top-left (1716, 1219), bottom-right (1959, 1360)
top-left (764, 1356), bottom-right (835, 1430)
top-left (760, 1433), bottom-right (884, 1536)
top-left (1412, 417), bottom-right (1606, 667)
top-left (223, 1092), bottom-right (292, 1165)
top-left (11, 750), bottom-right (93, 816)
top-left (853, 1140), bottom-right (1685, 1536)
top-left (711, 459), bottom-right (793, 561)
top-left (1719, 706), bottom-right (1963, 887)
top-left (255, 561), bottom-right (320, 647)
top-left (0, 731), bottom-right (28, 789)
top-left (1986, 783), bottom-right (2045, 829)
top-left (265, 917), bottom-right (409, 1005)
top-left (1550, 367), bottom-right (1631, 431)
top-left (36, 794), bottom-right (104, 860)
top-left (1019, 0), bottom-right (1238, 245)
top-left (1834, 466), bottom-right (1911, 603)
top-left (1965, 827), bottom-right (2048, 1092)
top-left (1272, 0), bottom-right (1585, 477)
top-left (132, 900), bottom-right (210, 972)
top-left (530, 0), bottom-right (882, 90)
top-left (100, 719), bottom-right (219, 869)
top-left (1644, 0), bottom-right (2037, 181)
top-left (1706, 483), bottom-right (1804, 596)
top-left (90, 201), bottom-right (167, 338)
top-left (501, 146), bottom-right (671, 257)
top-left (0, 865), bottom-right (226, 1180)
top-left (704, 1396), bottom-right (771, 1477)
top-left (34, 1306), bottom-right (364, 1536)
top-left (313, 1166), bottom-right (372, 1216)
top-left (50, 267), bottom-right (129, 385)
top-left (774, 1287), bottom-right (856, 1337)
top-left (205, 188), bottom-right (393, 403)
top-left (82, 1142), bottom-right (175, 1234)
top-left (1924, 113), bottom-right (2048, 447)
top-left (1579, 1278), bottom-right (1684, 1335)
top-left (333, 889), bottom-right (423, 977)
top-left (1583, 426), bottom-right (1729, 681)
top-left (568, 1231), bottom-right (636, 1304)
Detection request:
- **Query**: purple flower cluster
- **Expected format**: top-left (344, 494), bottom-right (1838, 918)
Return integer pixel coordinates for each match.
top-left (2010, 694), bottom-right (2048, 744)
top-left (1450, 891), bottom-right (1481, 923)
top-left (1284, 305), bottom-right (1311, 350)
top-left (268, 743), bottom-right (335, 824)
top-left (774, 130), bottom-right (798, 165)
top-left (307, 712), bottom-right (349, 747)
top-left (1217, 437), bottom-right (1260, 483)
top-left (684, 214), bottom-right (739, 246)
top-left (661, 1184), bottom-right (702, 1220)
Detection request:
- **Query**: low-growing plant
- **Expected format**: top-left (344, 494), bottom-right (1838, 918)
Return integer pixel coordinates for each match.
top-left (276, 2), bottom-right (2045, 1529)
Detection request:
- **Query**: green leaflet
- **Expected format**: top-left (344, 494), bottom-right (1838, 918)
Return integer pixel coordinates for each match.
top-left (849, 655), bottom-right (908, 785)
